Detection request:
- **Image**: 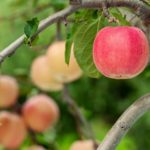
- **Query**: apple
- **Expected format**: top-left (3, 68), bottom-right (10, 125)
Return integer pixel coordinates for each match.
top-left (22, 94), bottom-right (59, 132)
top-left (0, 75), bottom-right (19, 108)
top-left (70, 140), bottom-right (95, 150)
top-left (30, 55), bottom-right (63, 91)
top-left (46, 41), bottom-right (82, 83)
top-left (93, 26), bottom-right (149, 79)
top-left (0, 111), bottom-right (27, 149)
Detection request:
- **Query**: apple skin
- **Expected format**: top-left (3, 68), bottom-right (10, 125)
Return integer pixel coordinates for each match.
top-left (46, 41), bottom-right (82, 83)
top-left (70, 140), bottom-right (94, 150)
top-left (30, 55), bottom-right (63, 92)
top-left (22, 94), bottom-right (59, 132)
top-left (0, 111), bottom-right (27, 149)
top-left (93, 26), bottom-right (149, 79)
top-left (0, 75), bottom-right (19, 108)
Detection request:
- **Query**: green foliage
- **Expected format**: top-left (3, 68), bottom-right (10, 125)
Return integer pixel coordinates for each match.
top-left (24, 17), bottom-right (39, 38)
top-left (109, 8), bottom-right (130, 26)
top-left (51, 0), bottom-right (67, 10)
top-left (73, 8), bottom-right (130, 78)
top-left (65, 27), bottom-right (73, 65)
top-left (74, 19), bottom-right (101, 78)
top-left (24, 17), bottom-right (40, 45)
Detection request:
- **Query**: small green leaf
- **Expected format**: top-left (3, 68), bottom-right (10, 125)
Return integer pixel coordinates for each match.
top-left (24, 17), bottom-right (39, 38)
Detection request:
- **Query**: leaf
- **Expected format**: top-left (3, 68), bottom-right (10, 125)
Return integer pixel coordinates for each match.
top-left (65, 30), bottom-right (73, 65)
top-left (51, 0), bottom-right (66, 10)
top-left (74, 9), bottom-right (98, 23)
top-left (74, 19), bottom-right (103, 78)
top-left (110, 8), bottom-right (130, 26)
top-left (24, 17), bottom-right (39, 38)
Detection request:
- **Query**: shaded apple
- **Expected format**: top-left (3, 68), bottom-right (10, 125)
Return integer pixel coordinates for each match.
top-left (22, 94), bottom-right (59, 132)
top-left (0, 75), bottom-right (19, 108)
top-left (46, 41), bottom-right (82, 83)
top-left (0, 111), bottom-right (27, 149)
top-left (30, 55), bottom-right (63, 91)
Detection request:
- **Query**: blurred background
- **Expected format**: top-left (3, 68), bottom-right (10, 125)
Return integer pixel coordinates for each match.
top-left (0, 0), bottom-right (150, 150)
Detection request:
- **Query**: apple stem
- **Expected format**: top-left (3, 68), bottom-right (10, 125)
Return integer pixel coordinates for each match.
top-left (97, 93), bottom-right (150, 150)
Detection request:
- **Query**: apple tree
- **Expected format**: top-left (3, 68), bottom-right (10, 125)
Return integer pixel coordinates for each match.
top-left (0, 0), bottom-right (150, 150)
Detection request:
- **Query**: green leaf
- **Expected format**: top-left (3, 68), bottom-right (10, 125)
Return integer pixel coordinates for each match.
top-left (51, 0), bottom-right (66, 10)
top-left (74, 19), bottom-right (103, 78)
top-left (65, 30), bottom-right (73, 65)
top-left (110, 8), bottom-right (130, 26)
top-left (24, 17), bottom-right (39, 38)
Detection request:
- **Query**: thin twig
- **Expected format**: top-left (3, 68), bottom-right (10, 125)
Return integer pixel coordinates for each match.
top-left (62, 85), bottom-right (96, 141)
top-left (97, 93), bottom-right (150, 150)
top-left (102, 1), bottom-right (119, 23)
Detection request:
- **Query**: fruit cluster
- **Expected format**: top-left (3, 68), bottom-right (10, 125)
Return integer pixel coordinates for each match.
top-left (0, 41), bottom-right (83, 149)
top-left (31, 41), bottom-right (82, 92)
top-left (0, 75), bottom-right (59, 149)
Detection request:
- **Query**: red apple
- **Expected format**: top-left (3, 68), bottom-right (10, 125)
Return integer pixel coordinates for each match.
top-left (0, 75), bottom-right (19, 108)
top-left (22, 94), bottom-right (59, 132)
top-left (30, 55), bottom-right (63, 92)
top-left (93, 26), bottom-right (149, 79)
top-left (46, 41), bottom-right (82, 83)
top-left (0, 111), bottom-right (27, 149)
top-left (70, 140), bottom-right (95, 150)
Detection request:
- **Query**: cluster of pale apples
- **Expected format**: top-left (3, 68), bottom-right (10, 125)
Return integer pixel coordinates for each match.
top-left (0, 75), bottom-right (59, 149)
top-left (0, 41), bottom-right (84, 150)
top-left (31, 41), bottom-right (82, 92)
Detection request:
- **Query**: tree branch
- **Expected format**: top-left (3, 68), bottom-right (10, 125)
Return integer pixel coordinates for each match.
top-left (0, 0), bottom-right (149, 63)
top-left (62, 85), bottom-right (96, 141)
top-left (0, 6), bottom-right (78, 63)
top-left (97, 93), bottom-right (150, 150)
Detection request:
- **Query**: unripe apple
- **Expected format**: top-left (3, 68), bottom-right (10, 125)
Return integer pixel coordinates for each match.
top-left (26, 145), bottom-right (45, 150)
top-left (70, 140), bottom-right (95, 150)
top-left (93, 26), bottom-right (149, 79)
top-left (0, 75), bottom-right (19, 108)
top-left (30, 55), bottom-right (63, 92)
top-left (0, 111), bottom-right (27, 149)
top-left (22, 94), bottom-right (59, 132)
top-left (46, 41), bottom-right (82, 83)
